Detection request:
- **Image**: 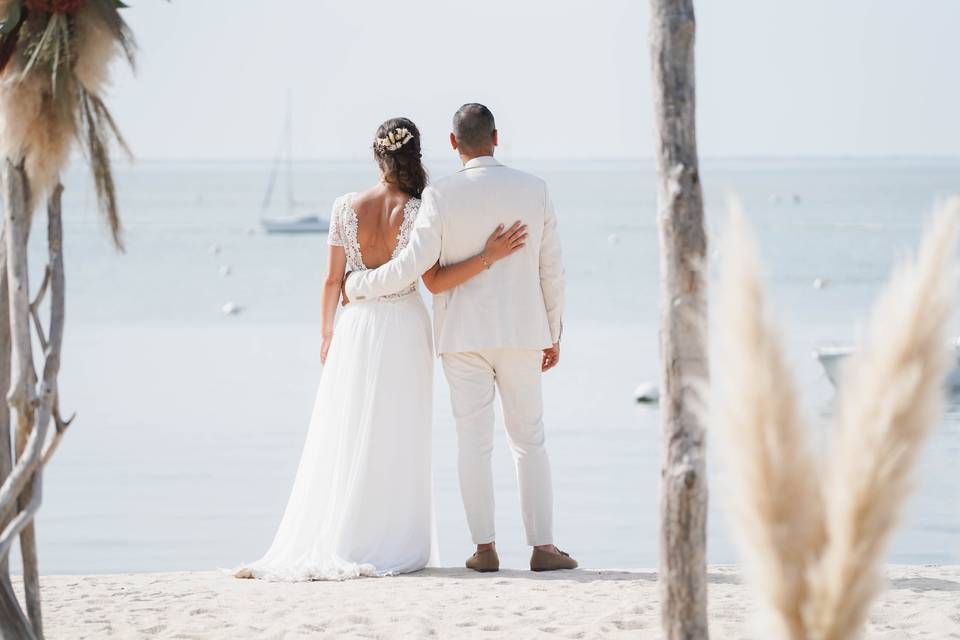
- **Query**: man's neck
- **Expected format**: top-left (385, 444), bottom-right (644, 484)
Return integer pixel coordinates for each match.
top-left (459, 150), bottom-right (495, 166)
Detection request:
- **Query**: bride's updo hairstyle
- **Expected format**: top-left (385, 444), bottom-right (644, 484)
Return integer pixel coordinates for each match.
top-left (373, 117), bottom-right (428, 198)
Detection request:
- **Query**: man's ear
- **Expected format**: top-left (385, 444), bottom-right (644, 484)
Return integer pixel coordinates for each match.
top-left (449, 132), bottom-right (458, 151)
top-left (491, 129), bottom-right (499, 148)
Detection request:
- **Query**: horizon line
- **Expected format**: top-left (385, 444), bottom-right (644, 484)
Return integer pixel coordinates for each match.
top-left (108, 154), bottom-right (960, 165)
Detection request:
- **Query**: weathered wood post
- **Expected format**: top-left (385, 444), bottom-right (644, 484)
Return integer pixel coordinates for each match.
top-left (5, 160), bottom-right (41, 638)
top-left (0, 176), bottom-right (68, 640)
top-left (0, 230), bottom-right (11, 581)
top-left (649, 0), bottom-right (710, 637)
top-left (0, 161), bottom-right (35, 640)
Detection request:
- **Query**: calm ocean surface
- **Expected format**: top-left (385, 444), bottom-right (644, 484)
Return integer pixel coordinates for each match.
top-left (13, 157), bottom-right (960, 574)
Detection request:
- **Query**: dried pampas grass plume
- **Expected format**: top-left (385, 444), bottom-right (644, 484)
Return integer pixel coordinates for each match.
top-left (714, 201), bottom-right (824, 639)
top-left (0, 0), bottom-right (135, 249)
top-left (715, 199), bottom-right (958, 640)
top-left (0, 69), bottom-right (76, 198)
top-left (805, 200), bottom-right (958, 639)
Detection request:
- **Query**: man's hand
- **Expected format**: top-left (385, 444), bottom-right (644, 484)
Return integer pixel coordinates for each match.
top-left (341, 271), bottom-right (352, 306)
top-left (542, 341), bottom-right (560, 372)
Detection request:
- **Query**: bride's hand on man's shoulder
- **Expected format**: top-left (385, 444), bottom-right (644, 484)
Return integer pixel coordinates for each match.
top-left (483, 221), bottom-right (527, 265)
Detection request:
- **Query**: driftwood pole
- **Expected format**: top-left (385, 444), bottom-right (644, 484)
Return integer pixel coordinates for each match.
top-left (649, 0), bottom-right (710, 638)
top-left (0, 161), bottom-right (34, 639)
top-left (0, 228), bottom-right (11, 576)
top-left (0, 255), bottom-right (12, 635)
top-left (0, 165), bottom-right (67, 640)
top-left (4, 160), bottom-right (40, 639)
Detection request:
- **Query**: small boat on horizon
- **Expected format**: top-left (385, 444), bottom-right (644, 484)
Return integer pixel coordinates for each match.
top-left (815, 342), bottom-right (960, 395)
top-left (260, 96), bottom-right (328, 235)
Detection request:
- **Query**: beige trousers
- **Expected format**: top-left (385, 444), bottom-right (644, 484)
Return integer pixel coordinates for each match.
top-left (441, 349), bottom-right (554, 547)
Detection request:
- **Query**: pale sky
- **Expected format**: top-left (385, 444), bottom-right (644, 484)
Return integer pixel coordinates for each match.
top-left (108, 0), bottom-right (960, 160)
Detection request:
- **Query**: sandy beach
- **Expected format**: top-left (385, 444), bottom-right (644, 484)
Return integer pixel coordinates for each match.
top-left (22, 565), bottom-right (960, 639)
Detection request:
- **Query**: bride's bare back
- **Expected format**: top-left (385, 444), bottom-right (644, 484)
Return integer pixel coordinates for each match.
top-left (350, 184), bottom-right (412, 269)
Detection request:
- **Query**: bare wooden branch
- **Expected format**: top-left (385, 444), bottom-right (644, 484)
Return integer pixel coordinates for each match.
top-left (0, 421), bottom-right (46, 530)
top-left (0, 176), bottom-right (66, 529)
top-left (0, 474), bottom-right (41, 560)
top-left (3, 160), bottom-right (42, 638)
top-left (29, 269), bottom-right (50, 313)
top-left (4, 161), bottom-right (36, 417)
top-left (44, 185), bottom-right (66, 385)
top-left (40, 434), bottom-right (63, 467)
top-left (41, 405), bottom-right (74, 467)
top-left (0, 223), bottom-right (12, 582)
top-left (28, 267), bottom-right (51, 353)
top-left (0, 382), bottom-right (62, 564)
top-left (649, 1), bottom-right (710, 638)
top-left (52, 406), bottom-right (74, 434)
top-left (34, 194), bottom-right (73, 467)
top-left (0, 573), bottom-right (35, 640)
top-left (38, 185), bottom-right (67, 469)
top-left (0, 228), bottom-right (32, 640)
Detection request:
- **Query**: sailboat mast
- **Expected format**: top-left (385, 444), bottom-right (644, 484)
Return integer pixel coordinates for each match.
top-left (260, 95), bottom-right (291, 216)
top-left (285, 92), bottom-right (295, 214)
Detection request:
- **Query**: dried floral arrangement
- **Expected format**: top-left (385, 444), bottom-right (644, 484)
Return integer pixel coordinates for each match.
top-left (0, 3), bottom-right (142, 637)
top-left (0, 0), bottom-right (135, 249)
top-left (714, 201), bottom-right (958, 639)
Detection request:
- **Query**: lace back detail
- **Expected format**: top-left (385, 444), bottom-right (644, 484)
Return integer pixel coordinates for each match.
top-left (339, 194), bottom-right (364, 272)
top-left (338, 194), bottom-right (421, 299)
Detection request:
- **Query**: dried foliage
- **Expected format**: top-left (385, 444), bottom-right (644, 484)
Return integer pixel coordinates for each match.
top-left (714, 205), bottom-right (825, 639)
top-left (0, 0), bottom-right (134, 249)
top-left (715, 200), bottom-right (958, 639)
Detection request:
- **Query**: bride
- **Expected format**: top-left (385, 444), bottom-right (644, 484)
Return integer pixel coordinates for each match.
top-left (236, 117), bottom-right (527, 581)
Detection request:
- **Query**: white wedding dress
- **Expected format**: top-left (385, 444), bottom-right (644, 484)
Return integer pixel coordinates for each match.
top-left (238, 193), bottom-right (437, 581)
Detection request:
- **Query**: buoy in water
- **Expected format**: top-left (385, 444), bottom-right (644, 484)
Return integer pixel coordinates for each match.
top-left (209, 243), bottom-right (221, 256)
top-left (222, 302), bottom-right (244, 316)
top-left (219, 265), bottom-right (232, 277)
top-left (633, 383), bottom-right (660, 404)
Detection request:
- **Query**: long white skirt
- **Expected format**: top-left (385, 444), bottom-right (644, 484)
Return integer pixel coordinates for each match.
top-left (240, 291), bottom-right (437, 581)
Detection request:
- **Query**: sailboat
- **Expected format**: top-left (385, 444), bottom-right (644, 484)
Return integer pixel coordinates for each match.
top-left (815, 342), bottom-right (960, 395)
top-left (260, 98), bottom-right (328, 234)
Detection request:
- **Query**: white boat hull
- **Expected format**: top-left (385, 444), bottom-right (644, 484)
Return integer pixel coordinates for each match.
top-left (261, 215), bottom-right (329, 234)
top-left (815, 345), bottom-right (960, 393)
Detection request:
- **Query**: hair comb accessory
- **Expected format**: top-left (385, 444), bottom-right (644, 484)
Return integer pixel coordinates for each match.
top-left (376, 127), bottom-right (414, 152)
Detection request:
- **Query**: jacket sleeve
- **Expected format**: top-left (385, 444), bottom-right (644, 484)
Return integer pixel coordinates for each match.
top-left (344, 187), bottom-right (444, 301)
top-left (539, 184), bottom-right (565, 343)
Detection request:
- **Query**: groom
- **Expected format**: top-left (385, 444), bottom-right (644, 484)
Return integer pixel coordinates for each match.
top-left (344, 103), bottom-right (576, 572)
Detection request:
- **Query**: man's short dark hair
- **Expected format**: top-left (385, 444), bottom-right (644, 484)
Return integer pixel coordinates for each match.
top-left (453, 103), bottom-right (496, 151)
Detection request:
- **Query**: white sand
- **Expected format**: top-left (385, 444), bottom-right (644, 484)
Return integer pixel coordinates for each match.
top-left (24, 565), bottom-right (960, 638)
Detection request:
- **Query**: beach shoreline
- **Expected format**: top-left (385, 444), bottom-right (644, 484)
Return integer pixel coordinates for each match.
top-left (22, 564), bottom-right (959, 638)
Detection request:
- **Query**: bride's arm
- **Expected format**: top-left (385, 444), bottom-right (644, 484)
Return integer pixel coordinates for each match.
top-left (421, 221), bottom-right (527, 294)
top-left (321, 245), bottom-right (347, 363)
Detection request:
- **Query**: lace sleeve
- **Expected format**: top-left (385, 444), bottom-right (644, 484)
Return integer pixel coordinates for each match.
top-left (327, 197), bottom-right (344, 246)
top-left (394, 197), bottom-right (421, 252)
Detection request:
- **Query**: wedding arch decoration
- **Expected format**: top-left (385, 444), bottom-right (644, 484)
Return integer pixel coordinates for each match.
top-left (0, 1), bottom-right (135, 637)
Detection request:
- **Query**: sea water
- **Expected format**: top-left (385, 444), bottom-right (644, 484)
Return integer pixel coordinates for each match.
top-left (12, 157), bottom-right (959, 573)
